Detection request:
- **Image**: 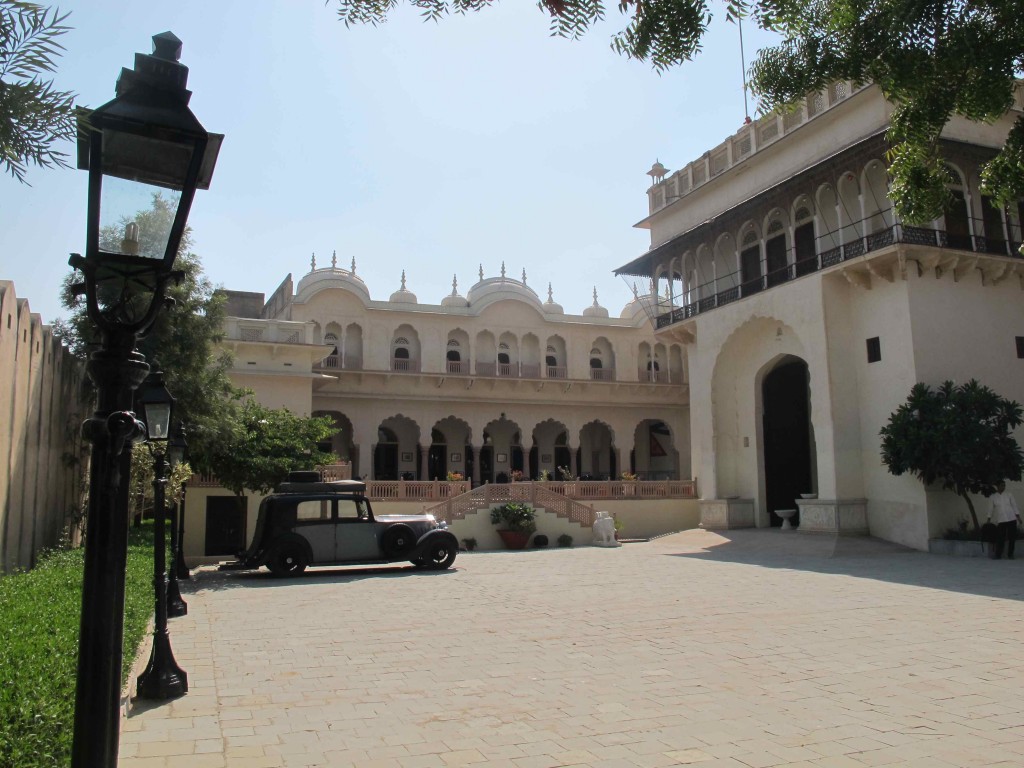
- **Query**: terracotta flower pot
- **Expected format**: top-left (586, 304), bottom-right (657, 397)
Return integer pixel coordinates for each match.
top-left (497, 529), bottom-right (531, 550)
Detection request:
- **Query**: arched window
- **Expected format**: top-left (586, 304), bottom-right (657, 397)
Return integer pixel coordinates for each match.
top-left (394, 348), bottom-right (410, 360)
top-left (794, 205), bottom-right (816, 276)
top-left (498, 352), bottom-right (510, 365)
top-left (545, 355), bottom-right (557, 367)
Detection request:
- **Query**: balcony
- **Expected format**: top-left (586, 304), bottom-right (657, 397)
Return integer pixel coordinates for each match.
top-left (655, 220), bottom-right (1023, 330)
top-left (391, 358), bottom-right (421, 373)
top-left (316, 353), bottom-right (363, 371)
top-left (589, 368), bottom-right (616, 381)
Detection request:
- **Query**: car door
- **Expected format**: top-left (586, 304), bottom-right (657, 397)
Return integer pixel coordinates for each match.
top-left (293, 498), bottom-right (337, 564)
top-left (334, 498), bottom-right (381, 561)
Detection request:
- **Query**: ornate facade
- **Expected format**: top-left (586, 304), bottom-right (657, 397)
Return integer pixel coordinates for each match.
top-left (221, 259), bottom-right (691, 489)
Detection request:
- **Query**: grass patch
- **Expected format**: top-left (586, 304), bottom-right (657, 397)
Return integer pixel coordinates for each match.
top-left (0, 525), bottom-right (155, 768)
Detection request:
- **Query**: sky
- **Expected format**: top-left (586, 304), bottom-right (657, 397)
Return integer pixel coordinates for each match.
top-left (1, 0), bottom-right (780, 325)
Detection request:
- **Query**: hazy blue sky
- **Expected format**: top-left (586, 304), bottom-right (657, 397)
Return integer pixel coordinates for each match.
top-left (1, 1), bottom-right (779, 324)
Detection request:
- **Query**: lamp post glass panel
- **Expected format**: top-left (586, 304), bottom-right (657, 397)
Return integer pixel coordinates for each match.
top-left (136, 371), bottom-right (188, 700)
top-left (71, 32), bottom-right (220, 768)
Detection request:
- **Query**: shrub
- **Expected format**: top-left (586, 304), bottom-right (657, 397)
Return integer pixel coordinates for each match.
top-left (557, 533), bottom-right (573, 548)
top-left (532, 534), bottom-right (549, 548)
top-left (490, 502), bottom-right (537, 534)
top-left (0, 526), bottom-right (155, 768)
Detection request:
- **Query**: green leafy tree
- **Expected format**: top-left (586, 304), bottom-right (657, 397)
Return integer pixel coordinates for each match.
top-left (203, 400), bottom-right (337, 505)
top-left (54, 193), bottom-right (239, 469)
top-left (335, 1), bottom-right (1024, 225)
top-left (880, 380), bottom-right (1023, 532)
top-left (0, 1), bottom-right (75, 182)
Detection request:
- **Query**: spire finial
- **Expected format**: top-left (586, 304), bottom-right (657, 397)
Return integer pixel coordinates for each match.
top-left (633, 282), bottom-right (639, 299)
top-left (521, 268), bottom-right (527, 285)
top-left (311, 252), bottom-right (316, 271)
top-left (451, 274), bottom-right (458, 296)
top-left (500, 261), bottom-right (506, 279)
top-left (400, 270), bottom-right (407, 290)
top-left (479, 263), bottom-right (484, 281)
top-left (331, 250), bottom-right (337, 269)
top-left (351, 255), bottom-right (357, 274)
top-left (592, 287), bottom-right (599, 306)
top-left (547, 282), bottom-right (554, 303)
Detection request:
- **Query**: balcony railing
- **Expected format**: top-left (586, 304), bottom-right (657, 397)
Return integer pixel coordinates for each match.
top-left (546, 365), bottom-right (567, 379)
top-left (391, 358), bottom-right (420, 373)
top-left (446, 360), bottom-right (469, 374)
top-left (656, 219), bottom-right (1023, 329)
top-left (589, 368), bottom-right (615, 381)
top-left (317, 353), bottom-right (363, 371)
top-left (638, 369), bottom-right (670, 383)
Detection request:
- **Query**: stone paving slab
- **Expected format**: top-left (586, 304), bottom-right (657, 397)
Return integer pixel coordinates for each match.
top-left (118, 530), bottom-right (1024, 767)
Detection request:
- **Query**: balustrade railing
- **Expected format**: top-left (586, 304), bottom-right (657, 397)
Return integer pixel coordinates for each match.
top-left (391, 358), bottom-right (420, 373)
top-left (655, 218), bottom-right (1024, 330)
top-left (589, 368), bottom-right (615, 381)
top-left (546, 365), bottom-right (567, 379)
top-left (446, 360), bottom-right (469, 374)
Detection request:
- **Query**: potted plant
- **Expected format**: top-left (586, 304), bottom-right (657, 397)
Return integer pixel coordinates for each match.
top-left (613, 517), bottom-right (624, 541)
top-left (557, 533), bottom-right (573, 548)
top-left (620, 471), bottom-right (638, 496)
top-left (509, 469), bottom-right (524, 482)
top-left (490, 502), bottom-right (537, 550)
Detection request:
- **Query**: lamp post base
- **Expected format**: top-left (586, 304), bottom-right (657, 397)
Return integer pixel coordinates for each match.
top-left (136, 631), bottom-right (188, 700)
top-left (167, 579), bottom-right (188, 617)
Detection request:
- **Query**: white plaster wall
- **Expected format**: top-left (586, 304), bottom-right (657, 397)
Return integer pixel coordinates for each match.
top-left (840, 271), bottom-right (926, 548)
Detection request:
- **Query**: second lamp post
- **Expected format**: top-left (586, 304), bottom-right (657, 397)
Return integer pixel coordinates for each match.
top-left (136, 369), bottom-right (188, 700)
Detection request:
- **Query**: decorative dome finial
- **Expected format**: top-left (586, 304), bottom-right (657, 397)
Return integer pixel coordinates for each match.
top-left (500, 261), bottom-right (506, 279)
top-left (311, 252), bottom-right (316, 271)
top-left (331, 250), bottom-right (337, 269)
top-left (521, 268), bottom-right (527, 285)
top-left (633, 282), bottom-right (639, 298)
top-left (400, 269), bottom-right (407, 290)
top-left (479, 263), bottom-right (484, 281)
top-left (451, 274), bottom-right (458, 296)
top-left (592, 287), bottom-right (599, 306)
top-left (351, 255), bottom-right (357, 274)
top-left (547, 282), bottom-right (554, 303)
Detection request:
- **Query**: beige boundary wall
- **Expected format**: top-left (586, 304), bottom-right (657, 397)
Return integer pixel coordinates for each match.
top-left (1, 281), bottom-right (91, 573)
top-left (181, 486), bottom-right (701, 567)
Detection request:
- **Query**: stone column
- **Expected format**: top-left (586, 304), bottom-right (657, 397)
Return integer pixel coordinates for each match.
top-left (420, 443), bottom-right (430, 481)
top-left (569, 445), bottom-right (577, 479)
top-left (369, 443), bottom-right (377, 481)
top-left (471, 445), bottom-right (481, 487)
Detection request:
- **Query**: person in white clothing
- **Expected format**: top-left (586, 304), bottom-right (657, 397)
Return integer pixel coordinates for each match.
top-left (988, 481), bottom-right (1022, 560)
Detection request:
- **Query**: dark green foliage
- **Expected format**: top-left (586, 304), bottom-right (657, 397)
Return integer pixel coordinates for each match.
top-left (557, 532), bottom-right (573, 547)
top-left (204, 399), bottom-right (337, 498)
top-left (0, 526), bottom-right (154, 768)
top-left (490, 501), bottom-right (538, 534)
top-left (335, 0), bottom-right (1024, 227)
top-left (880, 380), bottom-right (1024, 530)
top-left (748, 0), bottom-right (1024, 223)
top-left (0, 1), bottom-right (75, 183)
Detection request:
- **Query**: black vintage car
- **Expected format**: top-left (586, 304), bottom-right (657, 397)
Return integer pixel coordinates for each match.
top-left (223, 475), bottom-right (458, 576)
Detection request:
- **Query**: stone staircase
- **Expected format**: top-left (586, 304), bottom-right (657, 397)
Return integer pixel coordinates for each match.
top-left (424, 483), bottom-right (596, 529)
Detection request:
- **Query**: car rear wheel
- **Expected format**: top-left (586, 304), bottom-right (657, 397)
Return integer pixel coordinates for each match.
top-left (381, 524), bottom-right (416, 558)
top-left (268, 541), bottom-right (307, 577)
top-left (423, 540), bottom-right (457, 570)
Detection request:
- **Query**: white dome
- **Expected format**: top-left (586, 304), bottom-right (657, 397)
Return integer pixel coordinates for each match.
top-left (582, 287), bottom-right (608, 318)
top-left (542, 282), bottom-right (564, 315)
top-left (388, 270), bottom-right (418, 304)
top-left (441, 274), bottom-right (469, 308)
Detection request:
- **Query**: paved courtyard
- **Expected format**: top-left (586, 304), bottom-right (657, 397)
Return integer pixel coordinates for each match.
top-left (119, 529), bottom-right (1024, 767)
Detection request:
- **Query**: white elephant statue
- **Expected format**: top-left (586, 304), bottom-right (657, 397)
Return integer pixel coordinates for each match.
top-left (592, 511), bottom-right (620, 547)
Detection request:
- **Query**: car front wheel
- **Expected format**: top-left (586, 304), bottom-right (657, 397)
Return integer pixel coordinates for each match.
top-left (268, 541), bottom-right (308, 577)
top-left (423, 539), bottom-right (457, 570)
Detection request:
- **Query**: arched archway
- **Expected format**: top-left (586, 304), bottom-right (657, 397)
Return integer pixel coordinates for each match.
top-left (632, 420), bottom-right (678, 480)
top-left (312, 410), bottom-right (357, 476)
top-left (579, 421), bottom-right (616, 479)
top-left (760, 356), bottom-right (815, 526)
top-left (375, 415), bottom-right (421, 480)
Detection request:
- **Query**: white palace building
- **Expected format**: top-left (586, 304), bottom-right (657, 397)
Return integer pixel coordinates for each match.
top-left (185, 81), bottom-right (1024, 562)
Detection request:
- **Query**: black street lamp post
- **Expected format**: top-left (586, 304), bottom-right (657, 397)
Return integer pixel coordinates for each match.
top-left (166, 424), bottom-right (188, 616)
top-left (136, 371), bottom-right (188, 699)
top-left (70, 32), bottom-right (221, 768)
